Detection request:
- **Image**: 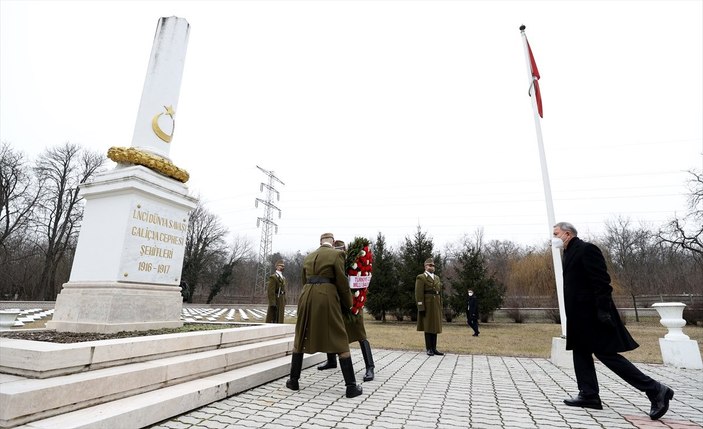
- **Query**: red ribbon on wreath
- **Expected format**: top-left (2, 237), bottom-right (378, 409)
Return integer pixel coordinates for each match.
top-left (345, 237), bottom-right (372, 316)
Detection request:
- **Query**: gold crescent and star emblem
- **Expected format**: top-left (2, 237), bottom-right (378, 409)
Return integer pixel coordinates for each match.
top-left (151, 105), bottom-right (175, 143)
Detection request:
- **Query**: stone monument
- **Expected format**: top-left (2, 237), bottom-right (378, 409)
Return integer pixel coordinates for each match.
top-left (47, 17), bottom-right (197, 333)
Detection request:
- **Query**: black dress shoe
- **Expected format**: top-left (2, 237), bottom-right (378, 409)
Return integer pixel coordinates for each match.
top-left (564, 394), bottom-right (603, 410)
top-left (432, 349), bottom-right (444, 356)
top-left (649, 383), bottom-right (674, 420)
top-left (426, 349), bottom-right (434, 356)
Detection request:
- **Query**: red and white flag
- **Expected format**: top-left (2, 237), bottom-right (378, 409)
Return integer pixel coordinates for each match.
top-left (526, 39), bottom-right (543, 118)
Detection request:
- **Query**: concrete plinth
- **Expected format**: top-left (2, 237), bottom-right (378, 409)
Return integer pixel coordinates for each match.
top-left (549, 336), bottom-right (573, 368)
top-left (659, 338), bottom-right (703, 369)
top-left (47, 166), bottom-right (196, 333)
top-left (47, 282), bottom-right (183, 333)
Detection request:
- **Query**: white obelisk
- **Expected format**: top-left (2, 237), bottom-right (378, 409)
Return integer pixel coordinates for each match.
top-left (48, 17), bottom-right (197, 333)
top-left (131, 17), bottom-right (189, 161)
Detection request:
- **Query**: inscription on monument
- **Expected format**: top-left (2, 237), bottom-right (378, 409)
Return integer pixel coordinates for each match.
top-left (120, 201), bottom-right (188, 284)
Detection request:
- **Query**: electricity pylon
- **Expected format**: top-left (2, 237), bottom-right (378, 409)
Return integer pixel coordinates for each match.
top-left (254, 165), bottom-right (284, 299)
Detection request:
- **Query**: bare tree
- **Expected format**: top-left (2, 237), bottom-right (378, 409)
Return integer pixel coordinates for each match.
top-left (181, 202), bottom-right (229, 303)
top-left (483, 239), bottom-right (525, 290)
top-left (279, 250), bottom-right (304, 305)
top-left (206, 234), bottom-right (255, 303)
top-left (33, 142), bottom-right (105, 300)
top-left (659, 170), bottom-right (703, 263)
top-left (602, 216), bottom-right (655, 321)
top-left (0, 143), bottom-right (44, 299)
top-left (0, 142), bottom-right (41, 247)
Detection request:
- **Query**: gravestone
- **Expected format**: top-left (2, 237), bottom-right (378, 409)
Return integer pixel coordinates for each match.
top-left (47, 17), bottom-right (197, 333)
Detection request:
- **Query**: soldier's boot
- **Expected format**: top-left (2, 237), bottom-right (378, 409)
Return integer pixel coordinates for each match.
top-left (431, 334), bottom-right (444, 356)
top-left (317, 353), bottom-right (337, 370)
top-left (359, 339), bottom-right (375, 381)
top-left (285, 352), bottom-right (303, 390)
top-left (425, 333), bottom-right (434, 356)
top-left (339, 356), bottom-right (363, 398)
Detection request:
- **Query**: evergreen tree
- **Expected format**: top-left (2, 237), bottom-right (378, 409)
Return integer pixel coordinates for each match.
top-left (397, 226), bottom-right (441, 320)
top-left (447, 241), bottom-right (505, 321)
top-left (366, 233), bottom-right (398, 321)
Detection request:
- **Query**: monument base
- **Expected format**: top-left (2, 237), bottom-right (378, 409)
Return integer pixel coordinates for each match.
top-left (550, 336), bottom-right (573, 368)
top-left (47, 164), bottom-right (196, 333)
top-left (46, 281), bottom-right (183, 333)
top-left (659, 338), bottom-right (703, 369)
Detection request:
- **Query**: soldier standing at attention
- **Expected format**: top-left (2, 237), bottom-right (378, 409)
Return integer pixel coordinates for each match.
top-left (286, 233), bottom-right (363, 398)
top-left (265, 260), bottom-right (286, 323)
top-left (317, 240), bottom-right (375, 382)
top-left (416, 258), bottom-right (443, 356)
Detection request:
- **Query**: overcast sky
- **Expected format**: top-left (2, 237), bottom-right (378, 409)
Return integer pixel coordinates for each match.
top-left (1, 0), bottom-right (701, 255)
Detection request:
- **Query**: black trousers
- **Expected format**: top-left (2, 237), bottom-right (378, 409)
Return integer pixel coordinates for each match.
top-left (467, 314), bottom-right (479, 335)
top-left (573, 349), bottom-right (658, 397)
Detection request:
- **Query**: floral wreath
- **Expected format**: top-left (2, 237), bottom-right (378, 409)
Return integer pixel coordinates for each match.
top-left (345, 237), bottom-right (373, 316)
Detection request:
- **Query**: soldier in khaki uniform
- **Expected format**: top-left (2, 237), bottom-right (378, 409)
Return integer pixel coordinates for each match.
top-left (286, 233), bottom-right (363, 398)
top-left (317, 240), bottom-right (375, 381)
top-left (265, 260), bottom-right (286, 323)
top-left (416, 258), bottom-right (443, 356)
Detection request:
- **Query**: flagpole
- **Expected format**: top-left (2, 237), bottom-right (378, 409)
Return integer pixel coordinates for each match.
top-left (519, 25), bottom-right (567, 337)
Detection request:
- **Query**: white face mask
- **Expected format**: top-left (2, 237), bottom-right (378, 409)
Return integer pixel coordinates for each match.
top-left (552, 237), bottom-right (564, 249)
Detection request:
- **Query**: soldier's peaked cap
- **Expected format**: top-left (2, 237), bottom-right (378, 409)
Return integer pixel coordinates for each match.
top-left (424, 258), bottom-right (435, 265)
top-left (275, 260), bottom-right (284, 266)
top-left (320, 232), bottom-right (334, 240)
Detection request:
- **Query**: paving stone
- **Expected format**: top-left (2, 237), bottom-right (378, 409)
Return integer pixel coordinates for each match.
top-left (158, 421), bottom-right (192, 429)
top-left (186, 411), bottom-right (216, 420)
top-left (220, 410), bottom-right (256, 420)
top-left (176, 416), bottom-right (204, 425)
top-left (236, 419), bottom-right (266, 428)
top-left (152, 349), bottom-right (702, 429)
top-left (209, 414), bottom-right (240, 425)
top-left (192, 420), bottom-right (228, 429)
top-left (335, 422), bottom-right (369, 429)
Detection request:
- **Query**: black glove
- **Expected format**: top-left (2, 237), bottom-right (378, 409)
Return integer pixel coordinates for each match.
top-left (597, 311), bottom-right (616, 328)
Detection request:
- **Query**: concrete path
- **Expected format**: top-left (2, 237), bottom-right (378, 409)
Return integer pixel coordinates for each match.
top-left (150, 349), bottom-right (702, 429)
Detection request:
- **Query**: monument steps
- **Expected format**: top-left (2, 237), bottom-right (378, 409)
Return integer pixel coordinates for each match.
top-left (11, 354), bottom-right (324, 429)
top-left (0, 324), bottom-right (324, 428)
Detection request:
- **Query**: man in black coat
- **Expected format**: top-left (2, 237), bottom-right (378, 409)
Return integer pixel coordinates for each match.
top-left (466, 289), bottom-right (479, 336)
top-left (553, 222), bottom-right (674, 420)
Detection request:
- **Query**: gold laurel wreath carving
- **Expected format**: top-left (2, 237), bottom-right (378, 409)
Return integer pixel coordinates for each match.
top-left (107, 147), bottom-right (190, 183)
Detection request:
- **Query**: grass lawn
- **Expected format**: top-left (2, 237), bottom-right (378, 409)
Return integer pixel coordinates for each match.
top-left (349, 315), bottom-right (703, 365)
top-left (8, 312), bottom-right (702, 365)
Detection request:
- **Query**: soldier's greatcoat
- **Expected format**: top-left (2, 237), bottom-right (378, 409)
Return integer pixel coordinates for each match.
top-left (293, 245), bottom-right (353, 353)
top-left (265, 272), bottom-right (286, 323)
top-left (415, 272), bottom-right (443, 334)
top-left (344, 304), bottom-right (367, 343)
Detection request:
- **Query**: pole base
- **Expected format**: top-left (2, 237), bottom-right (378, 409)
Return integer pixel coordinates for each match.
top-left (550, 336), bottom-right (573, 368)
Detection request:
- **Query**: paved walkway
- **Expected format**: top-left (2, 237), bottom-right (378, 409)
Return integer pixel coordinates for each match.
top-left (150, 349), bottom-right (702, 429)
